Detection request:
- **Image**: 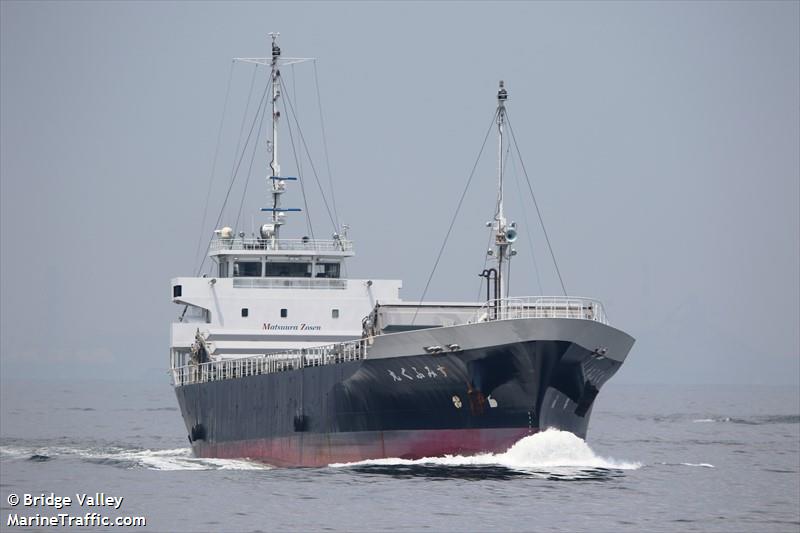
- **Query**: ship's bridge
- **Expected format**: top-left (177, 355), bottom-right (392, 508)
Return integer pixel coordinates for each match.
top-left (209, 235), bottom-right (354, 279)
top-left (171, 231), bottom-right (402, 357)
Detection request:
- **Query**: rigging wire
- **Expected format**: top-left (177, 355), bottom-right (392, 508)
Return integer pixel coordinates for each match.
top-left (475, 224), bottom-right (496, 302)
top-left (476, 144), bottom-right (514, 301)
top-left (313, 60), bottom-right (341, 229)
top-left (278, 75), bottom-right (339, 233)
top-left (234, 81), bottom-right (270, 233)
top-left (502, 144), bottom-right (515, 299)
top-left (311, 62), bottom-right (348, 276)
top-left (506, 114), bottom-right (568, 296)
top-left (194, 77), bottom-right (271, 276)
top-left (411, 109), bottom-right (499, 325)
top-left (509, 148), bottom-right (544, 295)
top-left (281, 75), bottom-right (316, 241)
top-left (506, 250), bottom-right (512, 297)
top-left (193, 60), bottom-right (235, 270)
top-left (224, 65), bottom-right (260, 222)
top-left (290, 64), bottom-right (304, 197)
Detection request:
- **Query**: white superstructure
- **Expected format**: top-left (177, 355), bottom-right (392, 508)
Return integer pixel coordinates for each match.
top-left (170, 235), bottom-right (402, 360)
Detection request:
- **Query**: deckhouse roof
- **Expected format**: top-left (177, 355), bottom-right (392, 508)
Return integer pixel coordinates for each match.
top-left (209, 236), bottom-right (354, 258)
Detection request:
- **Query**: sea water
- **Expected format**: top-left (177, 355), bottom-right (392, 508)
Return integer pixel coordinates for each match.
top-left (1, 380), bottom-right (798, 532)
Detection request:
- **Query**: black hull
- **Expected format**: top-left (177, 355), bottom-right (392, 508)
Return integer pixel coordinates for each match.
top-left (175, 339), bottom-right (621, 466)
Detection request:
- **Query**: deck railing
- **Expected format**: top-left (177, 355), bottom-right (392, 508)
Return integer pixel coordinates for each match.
top-left (172, 296), bottom-right (609, 386)
top-left (232, 278), bottom-right (347, 290)
top-left (171, 338), bottom-right (368, 386)
top-left (470, 296), bottom-right (609, 325)
top-left (210, 237), bottom-right (353, 253)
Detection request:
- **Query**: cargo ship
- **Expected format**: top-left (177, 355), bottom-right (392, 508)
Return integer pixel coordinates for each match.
top-left (169, 35), bottom-right (635, 467)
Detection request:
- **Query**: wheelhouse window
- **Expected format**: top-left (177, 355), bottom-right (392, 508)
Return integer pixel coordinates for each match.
top-left (233, 261), bottom-right (262, 277)
top-left (264, 262), bottom-right (312, 278)
top-left (173, 285), bottom-right (182, 298)
top-left (315, 262), bottom-right (341, 279)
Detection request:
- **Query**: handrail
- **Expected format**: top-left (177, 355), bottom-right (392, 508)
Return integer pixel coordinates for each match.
top-left (232, 278), bottom-right (347, 289)
top-left (171, 338), bottom-right (368, 386)
top-left (469, 296), bottom-right (609, 325)
top-left (210, 237), bottom-right (353, 253)
top-left (172, 296), bottom-right (609, 386)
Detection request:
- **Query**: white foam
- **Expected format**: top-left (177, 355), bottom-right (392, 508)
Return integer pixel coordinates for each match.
top-left (679, 462), bottom-right (715, 468)
top-left (692, 417), bottom-right (731, 423)
top-left (0, 445), bottom-right (33, 459)
top-left (94, 447), bottom-right (271, 471)
top-left (330, 429), bottom-right (641, 470)
top-left (112, 448), bottom-right (208, 470)
top-left (0, 444), bottom-right (271, 471)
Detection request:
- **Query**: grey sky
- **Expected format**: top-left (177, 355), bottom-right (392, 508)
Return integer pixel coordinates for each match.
top-left (1, 1), bottom-right (798, 385)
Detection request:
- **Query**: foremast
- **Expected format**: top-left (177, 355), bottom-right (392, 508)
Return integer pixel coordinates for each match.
top-left (488, 81), bottom-right (517, 306)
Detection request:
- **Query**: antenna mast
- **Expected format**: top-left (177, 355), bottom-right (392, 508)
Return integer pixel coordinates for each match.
top-left (233, 36), bottom-right (312, 246)
top-left (497, 81), bottom-right (506, 230)
top-left (268, 32), bottom-right (284, 241)
top-left (489, 80), bottom-right (517, 304)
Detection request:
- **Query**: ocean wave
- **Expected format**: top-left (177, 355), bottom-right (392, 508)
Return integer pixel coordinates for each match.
top-left (0, 445), bottom-right (35, 459)
top-left (330, 429), bottom-right (642, 473)
top-left (0, 442), bottom-right (270, 471)
top-left (692, 415), bottom-right (799, 425)
top-left (657, 462), bottom-right (715, 468)
top-left (95, 447), bottom-right (270, 471)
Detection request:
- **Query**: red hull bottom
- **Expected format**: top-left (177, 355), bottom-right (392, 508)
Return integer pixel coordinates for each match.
top-left (192, 427), bottom-right (535, 467)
